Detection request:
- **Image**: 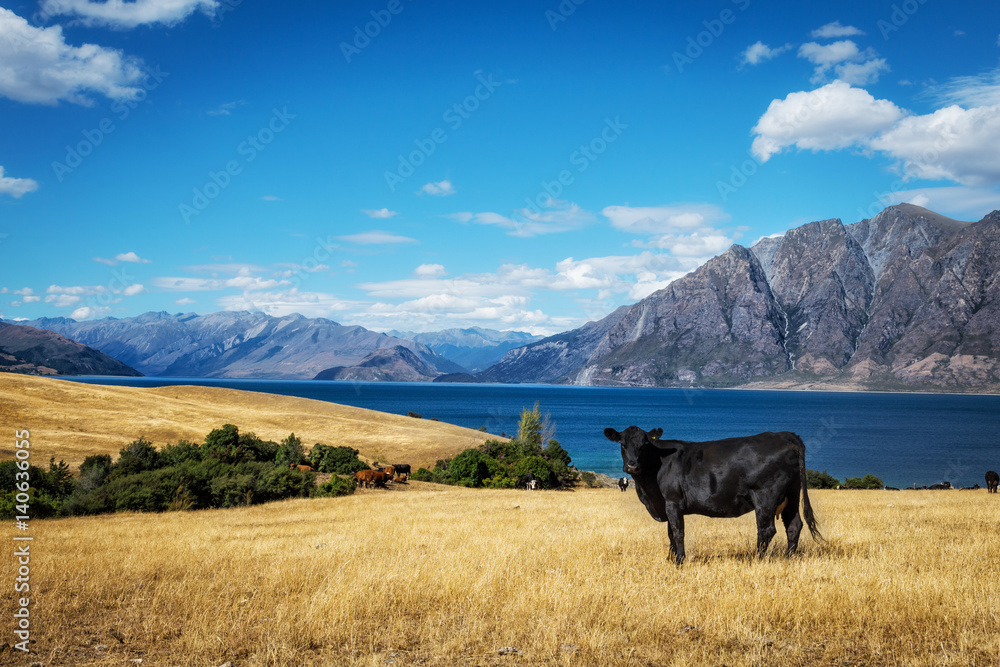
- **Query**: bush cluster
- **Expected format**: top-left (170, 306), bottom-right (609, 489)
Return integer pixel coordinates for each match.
top-left (0, 425), bottom-right (364, 519)
top-left (417, 403), bottom-right (579, 490)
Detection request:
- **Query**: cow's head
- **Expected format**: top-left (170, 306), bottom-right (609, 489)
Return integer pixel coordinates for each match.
top-left (604, 426), bottom-right (663, 475)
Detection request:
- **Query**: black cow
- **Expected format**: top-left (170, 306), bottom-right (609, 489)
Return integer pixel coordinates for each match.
top-left (618, 477), bottom-right (630, 492)
top-left (986, 471), bottom-right (999, 494)
top-left (391, 463), bottom-right (411, 481)
top-left (604, 426), bottom-right (821, 564)
top-left (515, 472), bottom-right (537, 490)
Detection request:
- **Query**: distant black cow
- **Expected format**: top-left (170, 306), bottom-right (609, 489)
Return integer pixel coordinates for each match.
top-left (929, 482), bottom-right (953, 490)
top-left (986, 471), bottom-right (999, 494)
top-left (604, 426), bottom-right (821, 565)
top-left (618, 477), bottom-right (629, 492)
top-left (391, 463), bottom-right (411, 480)
top-left (516, 472), bottom-right (537, 490)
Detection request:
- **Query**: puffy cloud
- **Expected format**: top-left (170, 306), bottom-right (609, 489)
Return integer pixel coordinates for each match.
top-left (45, 294), bottom-right (82, 307)
top-left (0, 7), bottom-right (145, 105)
top-left (39, 0), bottom-right (219, 28)
top-left (751, 81), bottom-right (904, 161)
top-left (70, 306), bottom-right (111, 320)
top-left (0, 167), bottom-right (38, 197)
top-left (798, 40), bottom-right (887, 85)
top-left (740, 41), bottom-right (792, 67)
top-left (362, 208), bottom-right (397, 219)
top-left (868, 104), bottom-right (1000, 185)
top-left (122, 283), bottom-right (145, 296)
top-left (419, 180), bottom-right (456, 196)
top-left (175, 297), bottom-right (196, 305)
top-left (602, 204), bottom-right (729, 234)
top-left (414, 264), bottom-right (447, 278)
top-left (811, 22), bottom-right (865, 39)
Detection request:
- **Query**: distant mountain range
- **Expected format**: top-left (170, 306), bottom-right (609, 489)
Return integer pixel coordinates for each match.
top-left (478, 204), bottom-right (1000, 392)
top-left (389, 327), bottom-right (543, 372)
top-left (9, 311), bottom-right (536, 381)
top-left (313, 345), bottom-right (440, 382)
top-left (12, 311), bottom-right (466, 380)
top-left (0, 322), bottom-right (141, 377)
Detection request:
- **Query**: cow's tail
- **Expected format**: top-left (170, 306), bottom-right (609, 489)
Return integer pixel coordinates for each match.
top-left (792, 433), bottom-right (823, 542)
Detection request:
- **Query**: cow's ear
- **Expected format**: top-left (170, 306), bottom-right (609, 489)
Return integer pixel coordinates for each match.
top-left (649, 428), bottom-right (663, 440)
top-left (604, 427), bottom-right (622, 442)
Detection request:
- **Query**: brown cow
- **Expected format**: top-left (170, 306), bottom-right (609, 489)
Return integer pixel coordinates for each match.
top-left (290, 463), bottom-right (314, 472)
top-left (354, 469), bottom-right (390, 489)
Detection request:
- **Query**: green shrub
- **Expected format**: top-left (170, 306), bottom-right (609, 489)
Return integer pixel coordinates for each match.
top-left (512, 455), bottom-right (556, 489)
top-left (307, 444), bottom-right (369, 474)
top-left (448, 449), bottom-right (499, 487)
top-left (317, 475), bottom-right (356, 497)
top-left (412, 467), bottom-right (435, 482)
top-left (110, 437), bottom-right (161, 479)
top-left (843, 474), bottom-right (884, 489)
top-left (807, 469), bottom-right (841, 489)
top-left (580, 471), bottom-right (598, 488)
top-left (275, 433), bottom-right (306, 468)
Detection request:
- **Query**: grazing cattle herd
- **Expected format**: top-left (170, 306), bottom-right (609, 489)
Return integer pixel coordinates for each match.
top-left (604, 425), bottom-right (821, 564)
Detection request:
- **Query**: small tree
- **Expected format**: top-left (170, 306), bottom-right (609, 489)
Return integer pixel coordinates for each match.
top-left (806, 469), bottom-right (840, 489)
top-left (275, 433), bottom-right (306, 468)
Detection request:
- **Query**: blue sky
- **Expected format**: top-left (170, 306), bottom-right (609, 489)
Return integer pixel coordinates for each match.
top-left (1, 0), bottom-right (999, 334)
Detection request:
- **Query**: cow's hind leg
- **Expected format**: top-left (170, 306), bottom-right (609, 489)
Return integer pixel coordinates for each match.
top-left (780, 495), bottom-right (803, 556)
top-left (664, 512), bottom-right (686, 566)
top-left (754, 505), bottom-right (778, 558)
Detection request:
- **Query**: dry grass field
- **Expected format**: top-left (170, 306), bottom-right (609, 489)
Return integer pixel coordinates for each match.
top-left (0, 373), bottom-right (501, 471)
top-left (3, 484), bottom-right (998, 666)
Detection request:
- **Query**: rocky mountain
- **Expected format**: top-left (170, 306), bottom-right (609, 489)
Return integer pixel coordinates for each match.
top-left (313, 345), bottom-right (439, 382)
top-left (19, 311), bottom-right (464, 379)
top-left (478, 204), bottom-right (1000, 392)
top-left (389, 327), bottom-right (543, 372)
top-left (0, 323), bottom-right (142, 377)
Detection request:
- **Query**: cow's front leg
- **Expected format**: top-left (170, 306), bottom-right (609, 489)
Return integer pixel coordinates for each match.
top-left (754, 506), bottom-right (778, 557)
top-left (665, 511), bottom-right (685, 565)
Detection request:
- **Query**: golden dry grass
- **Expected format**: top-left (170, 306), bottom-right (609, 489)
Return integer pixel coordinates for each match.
top-left (0, 373), bottom-right (501, 470)
top-left (3, 486), bottom-right (998, 666)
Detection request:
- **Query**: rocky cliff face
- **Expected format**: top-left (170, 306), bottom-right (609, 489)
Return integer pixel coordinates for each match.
top-left (22, 311), bottom-right (463, 379)
top-left (479, 205), bottom-right (1000, 392)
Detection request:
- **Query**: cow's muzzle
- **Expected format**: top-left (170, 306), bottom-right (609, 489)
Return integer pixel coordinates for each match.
top-left (624, 464), bottom-right (639, 475)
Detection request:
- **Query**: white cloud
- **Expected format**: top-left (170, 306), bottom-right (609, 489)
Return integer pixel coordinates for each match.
top-left (362, 208), bottom-right (398, 219)
top-left (260, 195), bottom-right (283, 201)
top-left (152, 276), bottom-right (289, 292)
top-left (274, 263), bottom-right (330, 278)
top-left (0, 166), bottom-right (38, 197)
top-left (811, 22), bottom-right (865, 39)
top-left (419, 180), bottom-right (456, 196)
top-left (337, 230), bottom-right (418, 245)
top-left (835, 58), bottom-right (889, 86)
top-left (932, 68), bottom-right (1000, 108)
top-left (70, 305), bottom-right (110, 320)
top-left (122, 283), bottom-right (145, 296)
top-left (0, 7), bottom-right (145, 105)
top-left (751, 81), bottom-right (904, 161)
top-left (414, 264), bottom-right (447, 278)
top-left (206, 100), bottom-right (244, 116)
top-left (45, 294), bottom-right (82, 307)
top-left (602, 204), bottom-right (729, 234)
top-left (797, 40), bottom-right (887, 85)
top-left (740, 41), bottom-right (792, 66)
top-left (46, 284), bottom-right (107, 296)
top-left (93, 251), bottom-right (151, 266)
top-left (175, 297), bottom-right (196, 305)
top-left (216, 289), bottom-right (357, 319)
top-left (453, 199), bottom-right (596, 238)
top-left (39, 0), bottom-right (219, 28)
top-left (868, 104), bottom-right (1000, 185)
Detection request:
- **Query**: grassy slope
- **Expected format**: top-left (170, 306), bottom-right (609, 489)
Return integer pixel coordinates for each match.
top-left (0, 374), bottom-right (501, 471)
top-left (3, 486), bottom-right (998, 666)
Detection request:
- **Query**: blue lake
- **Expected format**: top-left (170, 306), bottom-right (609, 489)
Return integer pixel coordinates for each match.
top-left (60, 377), bottom-right (1000, 488)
